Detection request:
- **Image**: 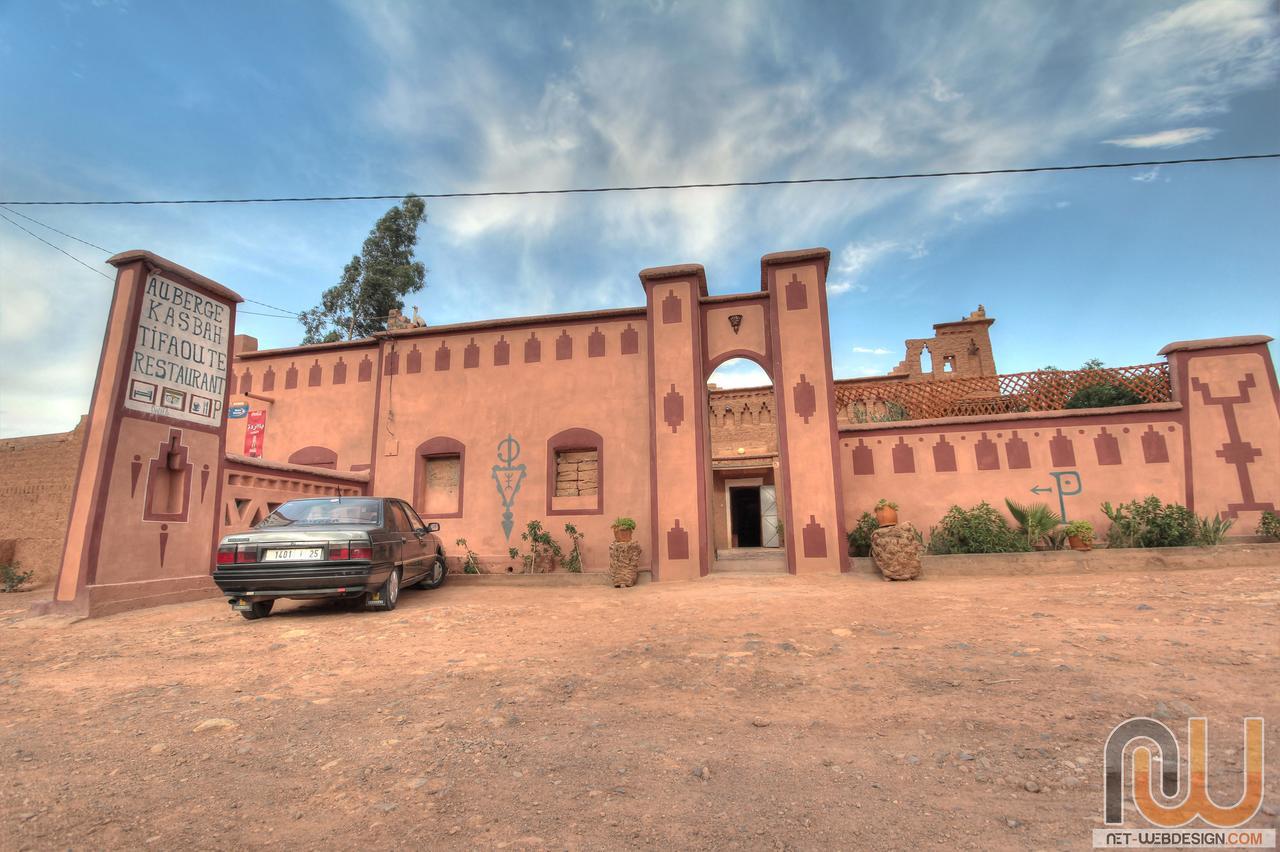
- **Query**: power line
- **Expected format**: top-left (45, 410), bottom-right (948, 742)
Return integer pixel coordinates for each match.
top-left (0, 153), bottom-right (1275, 207)
top-left (0, 205), bottom-right (113, 253)
top-left (0, 205), bottom-right (301, 317)
top-left (0, 210), bottom-right (113, 280)
top-left (239, 309), bottom-right (301, 318)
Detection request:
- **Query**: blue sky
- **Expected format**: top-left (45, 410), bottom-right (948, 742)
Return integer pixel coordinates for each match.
top-left (1, 0), bottom-right (1277, 437)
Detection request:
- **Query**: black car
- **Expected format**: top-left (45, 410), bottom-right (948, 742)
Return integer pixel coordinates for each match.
top-left (213, 497), bottom-right (446, 619)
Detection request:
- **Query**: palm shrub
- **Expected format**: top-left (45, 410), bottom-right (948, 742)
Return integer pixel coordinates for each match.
top-left (927, 502), bottom-right (1030, 554)
top-left (1257, 511), bottom-right (1280, 541)
top-left (847, 512), bottom-right (878, 557)
top-left (1101, 497), bottom-right (1198, 548)
top-left (1194, 515), bottom-right (1234, 546)
top-left (1004, 499), bottom-right (1063, 550)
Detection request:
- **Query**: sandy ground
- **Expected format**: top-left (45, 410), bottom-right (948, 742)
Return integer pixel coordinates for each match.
top-left (1, 566), bottom-right (1277, 851)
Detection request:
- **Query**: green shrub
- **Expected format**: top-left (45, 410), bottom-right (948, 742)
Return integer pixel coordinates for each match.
top-left (1101, 497), bottom-right (1198, 548)
top-left (455, 538), bottom-right (481, 574)
top-left (847, 512), bottom-right (878, 557)
top-left (563, 523), bottom-right (585, 573)
top-left (927, 502), bottom-right (1030, 555)
top-left (1, 561), bottom-right (33, 593)
top-left (611, 517), bottom-right (636, 531)
top-left (1257, 511), bottom-right (1280, 541)
top-left (1194, 515), bottom-right (1234, 546)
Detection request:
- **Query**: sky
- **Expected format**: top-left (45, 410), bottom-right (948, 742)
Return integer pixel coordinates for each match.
top-left (0, 0), bottom-right (1277, 437)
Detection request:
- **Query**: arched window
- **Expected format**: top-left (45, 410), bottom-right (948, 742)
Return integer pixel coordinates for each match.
top-left (414, 437), bottom-right (465, 518)
top-left (546, 428), bottom-right (604, 515)
top-left (287, 446), bottom-right (338, 470)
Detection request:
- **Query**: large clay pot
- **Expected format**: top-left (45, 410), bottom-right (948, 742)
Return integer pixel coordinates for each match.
top-left (875, 506), bottom-right (898, 527)
top-left (1068, 535), bottom-right (1092, 552)
top-left (613, 527), bottom-right (634, 543)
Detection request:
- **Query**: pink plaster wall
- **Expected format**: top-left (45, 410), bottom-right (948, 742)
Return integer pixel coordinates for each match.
top-left (226, 343), bottom-right (380, 472)
top-left (367, 316), bottom-right (652, 574)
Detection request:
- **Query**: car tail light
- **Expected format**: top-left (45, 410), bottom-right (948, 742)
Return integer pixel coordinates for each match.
top-left (216, 546), bottom-right (235, 565)
top-left (235, 545), bottom-right (256, 563)
top-left (328, 544), bottom-right (372, 561)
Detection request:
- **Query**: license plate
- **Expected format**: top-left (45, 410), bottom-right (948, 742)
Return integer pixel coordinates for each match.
top-left (263, 548), bottom-right (324, 562)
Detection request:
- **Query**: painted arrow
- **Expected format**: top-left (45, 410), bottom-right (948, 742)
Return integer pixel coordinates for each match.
top-left (1031, 485), bottom-right (1053, 494)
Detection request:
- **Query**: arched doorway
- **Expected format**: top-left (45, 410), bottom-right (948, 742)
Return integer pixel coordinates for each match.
top-left (706, 356), bottom-right (784, 558)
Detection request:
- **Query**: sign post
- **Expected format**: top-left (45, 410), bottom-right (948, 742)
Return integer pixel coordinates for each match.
top-left (44, 251), bottom-right (242, 617)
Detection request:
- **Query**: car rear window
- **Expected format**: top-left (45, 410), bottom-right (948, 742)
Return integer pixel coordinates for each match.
top-left (257, 498), bottom-right (382, 527)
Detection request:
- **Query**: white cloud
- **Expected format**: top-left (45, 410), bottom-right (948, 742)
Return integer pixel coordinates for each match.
top-left (1104, 127), bottom-right (1220, 148)
top-left (706, 359), bottom-right (771, 389)
top-left (852, 346), bottom-right (892, 355)
top-left (1132, 167), bottom-right (1160, 183)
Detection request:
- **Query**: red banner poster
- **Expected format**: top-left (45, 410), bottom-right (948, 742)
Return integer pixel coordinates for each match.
top-left (244, 410), bottom-right (267, 458)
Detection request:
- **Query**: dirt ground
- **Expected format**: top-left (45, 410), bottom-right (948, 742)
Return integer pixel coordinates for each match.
top-left (1, 566), bottom-right (1277, 851)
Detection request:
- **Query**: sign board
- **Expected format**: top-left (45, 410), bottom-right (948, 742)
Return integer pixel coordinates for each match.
top-left (244, 410), bottom-right (266, 457)
top-left (228, 403), bottom-right (249, 419)
top-left (123, 273), bottom-right (231, 427)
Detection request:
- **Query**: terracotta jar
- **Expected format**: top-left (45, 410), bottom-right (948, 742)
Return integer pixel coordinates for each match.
top-left (613, 527), bottom-right (634, 543)
top-left (1068, 535), bottom-right (1092, 552)
top-left (875, 506), bottom-right (898, 527)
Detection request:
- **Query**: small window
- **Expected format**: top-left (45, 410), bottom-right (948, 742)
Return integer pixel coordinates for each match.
top-left (546, 428), bottom-right (604, 515)
top-left (413, 437), bottom-right (465, 518)
top-left (555, 449), bottom-right (598, 498)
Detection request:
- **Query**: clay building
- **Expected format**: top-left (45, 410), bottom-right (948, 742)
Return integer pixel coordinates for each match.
top-left (25, 248), bottom-right (1280, 616)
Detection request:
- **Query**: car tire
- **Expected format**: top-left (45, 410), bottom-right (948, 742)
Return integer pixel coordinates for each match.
top-left (418, 554), bottom-right (447, 590)
top-left (240, 600), bottom-right (274, 620)
top-left (367, 567), bottom-right (400, 612)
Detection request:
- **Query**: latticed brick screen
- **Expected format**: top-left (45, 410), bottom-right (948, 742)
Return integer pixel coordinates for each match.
top-left (834, 362), bottom-right (1171, 422)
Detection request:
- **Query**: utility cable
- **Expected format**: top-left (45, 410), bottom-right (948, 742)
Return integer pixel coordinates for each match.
top-left (1, 153), bottom-right (1274, 206)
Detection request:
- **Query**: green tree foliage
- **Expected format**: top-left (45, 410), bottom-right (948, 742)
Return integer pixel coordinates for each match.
top-left (1064, 358), bottom-right (1144, 409)
top-left (299, 197), bottom-right (428, 343)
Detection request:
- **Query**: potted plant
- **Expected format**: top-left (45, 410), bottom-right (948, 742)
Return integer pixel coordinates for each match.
top-left (612, 517), bottom-right (637, 543)
top-left (874, 499), bottom-right (899, 527)
top-left (1065, 520), bottom-right (1095, 551)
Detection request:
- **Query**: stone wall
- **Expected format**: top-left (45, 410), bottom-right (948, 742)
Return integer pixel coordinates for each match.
top-left (554, 450), bottom-right (598, 498)
top-left (0, 417), bottom-right (85, 587)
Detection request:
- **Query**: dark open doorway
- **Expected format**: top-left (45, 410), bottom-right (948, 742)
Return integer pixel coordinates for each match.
top-left (729, 486), bottom-right (762, 548)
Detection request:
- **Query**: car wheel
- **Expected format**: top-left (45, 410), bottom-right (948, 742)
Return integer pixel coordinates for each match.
top-left (367, 567), bottom-right (400, 612)
top-left (240, 600), bottom-right (274, 620)
top-left (418, 555), bottom-right (447, 590)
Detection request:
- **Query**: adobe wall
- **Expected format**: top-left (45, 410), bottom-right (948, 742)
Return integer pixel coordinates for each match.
top-left (0, 418), bottom-right (86, 587)
top-left (838, 337), bottom-right (1279, 541)
top-left (366, 310), bottom-right (652, 574)
top-left (221, 455), bottom-right (368, 535)
top-left (226, 339), bottom-right (382, 473)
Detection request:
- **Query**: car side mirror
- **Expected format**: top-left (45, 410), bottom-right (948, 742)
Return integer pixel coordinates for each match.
top-left (424, 522), bottom-right (440, 534)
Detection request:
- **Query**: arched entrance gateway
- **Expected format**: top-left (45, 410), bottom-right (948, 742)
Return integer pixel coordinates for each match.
top-left (640, 249), bottom-right (850, 580)
top-left (706, 356), bottom-right (780, 555)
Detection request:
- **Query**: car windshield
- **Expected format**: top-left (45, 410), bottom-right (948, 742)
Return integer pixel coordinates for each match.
top-left (257, 498), bottom-right (382, 528)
